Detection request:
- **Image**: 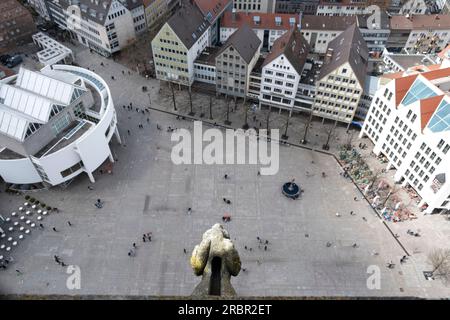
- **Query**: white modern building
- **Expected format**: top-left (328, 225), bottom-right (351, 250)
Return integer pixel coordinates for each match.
top-left (259, 28), bottom-right (310, 114)
top-left (360, 62), bottom-right (450, 214)
top-left (0, 65), bottom-right (121, 188)
top-left (32, 32), bottom-right (75, 66)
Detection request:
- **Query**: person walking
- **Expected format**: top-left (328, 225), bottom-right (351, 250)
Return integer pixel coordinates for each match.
top-left (67, 221), bottom-right (72, 227)
top-left (132, 243), bottom-right (136, 248)
top-left (39, 223), bottom-right (44, 229)
top-left (183, 248), bottom-right (187, 254)
top-left (52, 227), bottom-right (58, 232)
top-left (187, 208), bottom-right (192, 215)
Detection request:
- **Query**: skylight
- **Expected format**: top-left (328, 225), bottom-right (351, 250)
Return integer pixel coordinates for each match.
top-left (428, 99), bottom-right (450, 133)
top-left (402, 78), bottom-right (438, 106)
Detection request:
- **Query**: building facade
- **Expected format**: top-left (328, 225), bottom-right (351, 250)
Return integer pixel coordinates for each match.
top-left (0, 0), bottom-right (37, 55)
top-left (299, 15), bottom-right (357, 54)
top-left (232, 0), bottom-right (276, 12)
top-left (275, 0), bottom-right (319, 15)
top-left (151, 1), bottom-right (210, 86)
top-left (216, 24), bottom-right (261, 98)
top-left (259, 28), bottom-right (310, 113)
top-left (220, 11), bottom-right (300, 51)
top-left (359, 63), bottom-right (450, 214)
top-left (143, 0), bottom-right (171, 28)
top-left (312, 24), bottom-right (368, 125)
top-left (388, 15), bottom-right (450, 54)
top-left (45, 0), bottom-right (144, 56)
top-left (0, 65), bottom-right (121, 187)
top-left (316, 0), bottom-right (390, 16)
top-left (28, 0), bottom-right (52, 21)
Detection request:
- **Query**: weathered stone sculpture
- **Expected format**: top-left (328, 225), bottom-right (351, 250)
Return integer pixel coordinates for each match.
top-left (190, 224), bottom-right (241, 297)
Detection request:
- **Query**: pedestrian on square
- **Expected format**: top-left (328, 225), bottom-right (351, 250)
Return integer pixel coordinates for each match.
top-left (88, 185), bottom-right (94, 190)
top-left (39, 223), bottom-right (44, 229)
top-left (133, 243), bottom-right (136, 248)
top-left (223, 198), bottom-right (227, 203)
top-left (350, 211), bottom-right (354, 215)
top-left (244, 246), bottom-right (247, 250)
top-left (187, 207), bottom-right (192, 215)
top-left (143, 236), bottom-right (146, 242)
top-left (52, 227), bottom-right (58, 232)
top-left (264, 246), bottom-right (267, 251)
top-left (183, 248), bottom-right (187, 254)
top-left (67, 221), bottom-right (72, 227)
top-left (61, 262), bottom-right (67, 267)
top-left (265, 240), bottom-right (269, 245)
top-left (16, 269), bottom-right (22, 275)
top-left (224, 174), bottom-right (228, 179)
top-left (226, 200), bottom-right (231, 205)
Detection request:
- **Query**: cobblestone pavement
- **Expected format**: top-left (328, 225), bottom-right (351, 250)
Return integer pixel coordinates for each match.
top-left (0, 46), bottom-right (449, 297)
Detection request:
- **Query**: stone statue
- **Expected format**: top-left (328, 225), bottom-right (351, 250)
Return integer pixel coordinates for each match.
top-left (190, 224), bottom-right (241, 297)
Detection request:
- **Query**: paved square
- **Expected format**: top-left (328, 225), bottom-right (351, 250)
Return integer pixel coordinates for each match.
top-left (0, 47), bottom-right (448, 298)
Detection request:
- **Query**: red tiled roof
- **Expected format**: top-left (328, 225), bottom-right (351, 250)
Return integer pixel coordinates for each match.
top-left (420, 95), bottom-right (445, 131)
top-left (394, 74), bottom-right (418, 106)
top-left (390, 15), bottom-right (450, 30)
top-left (194, 0), bottom-right (232, 22)
top-left (221, 11), bottom-right (299, 30)
top-left (422, 67), bottom-right (450, 81)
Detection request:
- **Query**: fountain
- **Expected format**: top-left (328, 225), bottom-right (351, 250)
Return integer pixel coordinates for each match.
top-left (282, 179), bottom-right (301, 199)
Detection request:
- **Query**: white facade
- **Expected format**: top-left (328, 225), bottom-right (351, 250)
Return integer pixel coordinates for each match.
top-left (59, 0), bottom-right (138, 56)
top-left (28, 0), bottom-right (51, 20)
top-left (300, 28), bottom-right (341, 54)
top-left (0, 65), bottom-right (121, 187)
top-left (316, 4), bottom-right (369, 16)
top-left (32, 32), bottom-right (74, 66)
top-left (194, 62), bottom-right (216, 85)
top-left (404, 29), bottom-right (450, 55)
top-left (232, 0), bottom-right (276, 13)
top-left (130, 3), bottom-right (147, 34)
top-left (360, 66), bottom-right (450, 213)
top-left (313, 61), bottom-right (365, 124)
top-left (260, 55), bottom-right (302, 112)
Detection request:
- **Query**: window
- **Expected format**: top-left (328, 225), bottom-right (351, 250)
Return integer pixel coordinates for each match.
top-left (60, 161), bottom-right (83, 178)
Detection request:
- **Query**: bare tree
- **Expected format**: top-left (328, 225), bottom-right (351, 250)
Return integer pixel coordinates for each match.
top-left (266, 105), bottom-right (272, 131)
top-left (323, 120), bottom-right (337, 150)
top-left (301, 110), bottom-right (313, 144)
top-left (282, 110), bottom-right (290, 140)
top-left (169, 81), bottom-right (177, 111)
top-left (428, 248), bottom-right (450, 283)
top-left (243, 103), bottom-right (249, 130)
top-left (188, 86), bottom-right (194, 116)
top-left (225, 98), bottom-right (231, 125)
top-left (209, 96), bottom-right (213, 120)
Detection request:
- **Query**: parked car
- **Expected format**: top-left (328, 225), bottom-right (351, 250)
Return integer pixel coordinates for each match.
top-left (6, 55), bottom-right (23, 68)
